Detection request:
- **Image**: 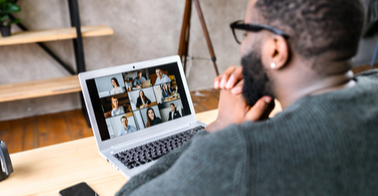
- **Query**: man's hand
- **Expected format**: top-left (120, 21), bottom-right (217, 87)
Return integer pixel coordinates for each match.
top-left (214, 65), bottom-right (243, 94)
top-left (206, 85), bottom-right (275, 133)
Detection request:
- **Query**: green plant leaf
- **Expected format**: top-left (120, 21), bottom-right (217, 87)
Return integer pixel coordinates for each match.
top-left (2, 3), bottom-right (21, 13)
top-left (0, 14), bottom-right (9, 22)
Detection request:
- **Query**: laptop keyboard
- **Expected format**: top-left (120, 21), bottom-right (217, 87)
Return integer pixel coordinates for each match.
top-left (113, 125), bottom-right (205, 169)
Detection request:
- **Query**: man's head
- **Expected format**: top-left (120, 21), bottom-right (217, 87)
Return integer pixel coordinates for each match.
top-left (156, 69), bottom-right (162, 79)
top-left (170, 103), bottom-right (175, 112)
top-left (239, 0), bottom-right (365, 106)
top-left (137, 71), bottom-right (142, 79)
top-left (120, 116), bottom-right (128, 128)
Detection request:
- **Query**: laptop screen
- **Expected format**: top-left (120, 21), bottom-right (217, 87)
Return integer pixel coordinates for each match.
top-left (85, 62), bottom-right (192, 141)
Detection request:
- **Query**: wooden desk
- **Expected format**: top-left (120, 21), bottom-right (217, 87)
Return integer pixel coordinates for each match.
top-left (0, 110), bottom-right (218, 196)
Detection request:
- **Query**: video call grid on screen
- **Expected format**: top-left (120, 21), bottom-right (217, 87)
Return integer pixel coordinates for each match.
top-left (86, 62), bottom-right (192, 141)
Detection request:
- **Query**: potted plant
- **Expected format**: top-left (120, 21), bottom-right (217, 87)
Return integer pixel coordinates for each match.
top-left (0, 0), bottom-right (21, 37)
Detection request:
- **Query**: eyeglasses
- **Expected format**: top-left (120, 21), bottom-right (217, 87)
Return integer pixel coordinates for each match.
top-left (230, 20), bottom-right (289, 44)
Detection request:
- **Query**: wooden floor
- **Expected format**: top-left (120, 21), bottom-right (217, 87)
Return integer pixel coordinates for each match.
top-left (0, 89), bottom-right (220, 154)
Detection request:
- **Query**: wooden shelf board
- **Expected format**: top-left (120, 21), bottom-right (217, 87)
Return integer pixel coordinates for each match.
top-left (0, 25), bottom-right (113, 46)
top-left (0, 75), bottom-right (81, 103)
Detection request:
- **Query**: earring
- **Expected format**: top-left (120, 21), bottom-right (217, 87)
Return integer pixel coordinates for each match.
top-left (270, 62), bottom-right (276, 69)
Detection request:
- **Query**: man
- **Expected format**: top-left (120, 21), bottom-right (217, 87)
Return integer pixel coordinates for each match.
top-left (168, 103), bottom-right (181, 121)
top-left (133, 71), bottom-right (146, 88)
top-left (119, 116), bottom-right (137, 136)
top-left (154, 69), bottom-right (171, 85)
top-left (117, 0), bottom-right (378, 195)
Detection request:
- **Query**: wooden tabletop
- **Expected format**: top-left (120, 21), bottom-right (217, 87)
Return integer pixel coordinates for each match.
top-left (0, 110), bottom-right (218, 196)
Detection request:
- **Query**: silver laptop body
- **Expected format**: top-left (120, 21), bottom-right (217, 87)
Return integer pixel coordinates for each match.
top-left (79, 55), bottom-right (206, 178)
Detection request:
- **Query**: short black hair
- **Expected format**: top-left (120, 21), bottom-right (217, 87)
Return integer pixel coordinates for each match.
top-left (255, 0), bottom-right (365, 73)
top-left (120, 116), bottom-right (127, 122)
top-left (170, 103), bottom-right (175, 107)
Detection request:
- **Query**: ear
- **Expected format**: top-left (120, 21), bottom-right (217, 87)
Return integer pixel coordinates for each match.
top-left (262, 35), bottom-right (289, 70)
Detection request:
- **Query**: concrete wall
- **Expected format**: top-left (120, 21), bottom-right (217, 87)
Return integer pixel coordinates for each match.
top-left (0, 0), bottom-right (374, 121)
top-left (0, 0), bottom-right (248, 121)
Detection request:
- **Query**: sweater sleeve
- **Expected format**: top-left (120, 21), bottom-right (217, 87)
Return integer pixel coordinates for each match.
top-left (116, 130), bottom-right (209, 196)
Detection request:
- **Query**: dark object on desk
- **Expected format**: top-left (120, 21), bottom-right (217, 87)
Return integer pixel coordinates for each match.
top-left (59, 182), bottom-right (99, 196)
top-left (0, 140), bottom-right (13, 181)
top-left (0, 26), bottom-right (11, 37)
top-left (364, 0), bottom-right (378, 68)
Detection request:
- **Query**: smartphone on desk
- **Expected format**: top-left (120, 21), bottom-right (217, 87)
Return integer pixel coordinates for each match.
top-left (59, 182), bottom-right (99, 196)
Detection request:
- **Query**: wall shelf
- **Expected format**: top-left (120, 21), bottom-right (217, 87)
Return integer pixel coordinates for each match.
top-left (1, 0), bottom-right (112, 125)
top-left (0, 25), bottom-right (113, 103)
top-left (0, 75), bottom-right (81, 103)
top-left (0, 25), bottom-right (113, 46)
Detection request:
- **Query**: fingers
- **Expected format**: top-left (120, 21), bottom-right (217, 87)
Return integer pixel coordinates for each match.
top-left (245, 96), bottom-right (274, 121)
top-left (225, 66), bottom-right (243, 89)
top-left (214, 65), bottom-right (236, 89)
top-left (231, 80), bottom-right (244, 95)
top-left (214, 65), bottom-right (243, 89)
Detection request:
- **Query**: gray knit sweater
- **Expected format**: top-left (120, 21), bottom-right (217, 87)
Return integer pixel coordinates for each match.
top-left (116, 70), bottom-right (378, 196)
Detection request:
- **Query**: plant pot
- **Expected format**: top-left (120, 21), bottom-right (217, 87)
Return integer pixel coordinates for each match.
top-left (0, 26), bottom-right (11, 37)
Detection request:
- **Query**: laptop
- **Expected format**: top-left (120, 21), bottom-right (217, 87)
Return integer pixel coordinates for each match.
top-left (79, 55), bottom-right (207, 178)
top-left (141, 79), bottom-right (151, 88)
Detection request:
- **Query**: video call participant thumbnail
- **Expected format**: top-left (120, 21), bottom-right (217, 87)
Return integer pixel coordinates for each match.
top-left (133, 71), bottom-right (146, 88)
top-left (136, 90), bottom-right (152, 109)
top-left (168, 103), bottom-right (181, 121)
top-left (160, 84), bottom-right (170, 102)
top-left (119, 116), bottom-right (137, 136)
top-left (110, 77), bottom-right (125, 95)
top-left (146, 107), bottom-right (162, 127)
top-left (111, 97), bottom-right (125, 117)
top-left (155, 69), bottom-right (171, 85)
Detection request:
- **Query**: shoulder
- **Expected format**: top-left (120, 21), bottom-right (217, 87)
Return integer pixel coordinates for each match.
top-left (163, 74), bottom-right (171, 79)
top-left (185, 127), bottom-right (248, 163)
top-left (354, 69), bottom-right (378, 89)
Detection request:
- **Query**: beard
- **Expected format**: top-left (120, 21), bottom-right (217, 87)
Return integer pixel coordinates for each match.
top-left (241, 51), bottom-right (274, 106)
